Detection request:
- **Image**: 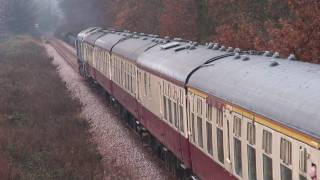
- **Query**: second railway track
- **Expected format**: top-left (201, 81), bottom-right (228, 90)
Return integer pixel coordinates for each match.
top-left (47, 38), bottom-right (79, 72)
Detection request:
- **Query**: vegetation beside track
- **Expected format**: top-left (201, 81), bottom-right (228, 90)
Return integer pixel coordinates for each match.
top-left (0, 36), bottom-right (104, 179)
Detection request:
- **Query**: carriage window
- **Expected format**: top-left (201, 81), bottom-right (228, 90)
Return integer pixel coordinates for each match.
top-left (263, 154), bottom-right (273, 180)
top-left (168, 99), bottom-right (172, 124)
top-left (179, 105), bottom-right (184, 133)
top-left (299, 175), bottom-right (307, 180)
top-left (197, 117), bottom-right (203, 148)
top-left (174, 102), bottom-right (178, 128)
top-left (247, 145), bottom-right (257, 180)
top-left (247, 122), bottom-right (256, 145)
top-left (263, 130), bottom-right (272, 154)
top-left (233, 116), bottom-right (241, 137)
top-left (299, 147), bottom-right (307, 178)
top-left (281, 164), bottom-right (292, 180)
top-left (197, 98), bottom-right (202, 115)
top-left (206, 122), bottom-right (213, 156)
top-left (130, 75), bottom-right (133, 94)
top-left (179, 90), bottom-right (183, 104)
top-left (217, 128), bottom-right (224, 164)
top-left (144, 72), bottom-right (147, 96)
top-left (207, 104), bottom-right (213, 121)
top-left (280, 138), bottom-right (292, 165)
top-left (163, 96), bottom-right (167, 120)
top-left (217, 108), bottom-right (223, 127)
top-left (148, 74), bottom-right (151, 96)
top-left (234, 138), bottom-right (242, 176)
top-left (121, 61), bottom-right (124, 86)
top-left (191, 113), bottom-right (196, 143)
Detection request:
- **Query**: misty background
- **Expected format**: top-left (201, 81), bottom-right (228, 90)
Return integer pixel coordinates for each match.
top-left (0, 0), bottom-right (62, 37)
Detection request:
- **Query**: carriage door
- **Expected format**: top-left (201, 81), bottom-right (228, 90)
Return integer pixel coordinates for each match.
top-left (223, 105), bottom-right (233, 174)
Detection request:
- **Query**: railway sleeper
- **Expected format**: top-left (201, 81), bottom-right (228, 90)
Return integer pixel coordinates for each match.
top-left (126, 114), bottom-right (136, 129)
top-left (189, 175), bottom-right (200, 180)
top-left (176, 163), bottom-right (191, 180)
top-left (141, 131), bottom-right (151, 147)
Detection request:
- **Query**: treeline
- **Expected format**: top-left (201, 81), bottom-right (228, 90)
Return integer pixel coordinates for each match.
top-left (0, 0), bottom-right (60, 40)
top-left (58, 0), bottom-right (320, 63)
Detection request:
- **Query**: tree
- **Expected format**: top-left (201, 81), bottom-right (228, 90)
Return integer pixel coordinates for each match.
top-left (159, 0), bottom-right (198, 40)
top-left (0, 0), bottom-right (5, 35)
top-left (58, 0), bottom-right (114, 34)
top-left (113, 0), bottom-right (162, 34)
top-left (266, 0), bottom-right (320, 63)
top-left (2, 0), bottom-right (36, 34)
top-left (33, 0), bottom-right (62, 33)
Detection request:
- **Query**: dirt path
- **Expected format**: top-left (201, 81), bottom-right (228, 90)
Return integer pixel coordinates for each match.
top-left (44, 44), bottom-right (172, 180)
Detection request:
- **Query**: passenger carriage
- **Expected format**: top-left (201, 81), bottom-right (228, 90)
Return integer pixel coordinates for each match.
top-left (75, 27), bottom-right (320, 180)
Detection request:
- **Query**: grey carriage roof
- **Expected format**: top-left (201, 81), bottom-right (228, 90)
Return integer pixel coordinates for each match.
top-left (112, 37), bottom-right (157, 62)
top-left (188, 54), bottom-right (320, 139)
top-left (83, 30), bottom-right (106, 45)
top-left (137, 43), bottom-right (228, 84)
top-left (78, 27), bottom-right (101, 41)
top-left (95, 32), bottom-right (128, 51)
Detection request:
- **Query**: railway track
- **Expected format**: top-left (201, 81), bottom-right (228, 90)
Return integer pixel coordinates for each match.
top-left (47, 38), bottom-right (79, 73)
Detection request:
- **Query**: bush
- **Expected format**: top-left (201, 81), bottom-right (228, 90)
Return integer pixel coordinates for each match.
top-left (0, 36), bottom-right (104, 179)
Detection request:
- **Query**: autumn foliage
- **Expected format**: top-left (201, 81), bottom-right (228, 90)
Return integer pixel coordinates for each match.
top-left (58, 0), bottom-right (320, 63)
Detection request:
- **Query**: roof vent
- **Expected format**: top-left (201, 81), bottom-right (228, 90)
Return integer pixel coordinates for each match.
top-left (161, 42), bottom-right (180, 50)
top-left (192, 42), bottom-right (199, 46)
top-left (163, 40), bottom-right (170, 43)
top-left (288, 54), bottom-right (297, 60)
top-left (234, 48), bottom-right (241, 53)
top-left (160, 40), bottom-right (166, 44)
top-left (219, 46), bottom-right (226, 51)
top-left (189, 45), bottom-right (196, 50)
top-left (227, 47), bottom-right (234, 52)
top-left (234, 53), bottom-right (241, 59)
top-left (242, 55), bottom-right (250, 61)
top-left (207, 42), bottom-right (214, 49)
top-left (175, 46), bottom-right (187, 52)
top-left (263, 51), bottom-right (273, 57)
top-left (270, 61), bottom-right (279, 67)
top-left (213, 43), bottom-right (219, 50)
top-left (273, 52), bottom-right (280, 58)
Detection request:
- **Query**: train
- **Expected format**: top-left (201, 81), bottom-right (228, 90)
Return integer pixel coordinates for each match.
top-left (74, 27), bottom-right (320, 180)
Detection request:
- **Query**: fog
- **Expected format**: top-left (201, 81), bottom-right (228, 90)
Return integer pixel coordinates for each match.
top-left (33, 0), bottom-right (63, 32)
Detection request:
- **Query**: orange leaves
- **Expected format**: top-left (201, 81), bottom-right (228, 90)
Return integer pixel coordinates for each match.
top-left (208, 0), bottom-right (320, 63)
top-left (113, 0), bottom-right (162, 33)
top-left (265, 1), bottom-right (320, 62)
top-left (159, 0), bottom-right (198, 40)
top-left (58, 0), bottom-right (320, 63)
